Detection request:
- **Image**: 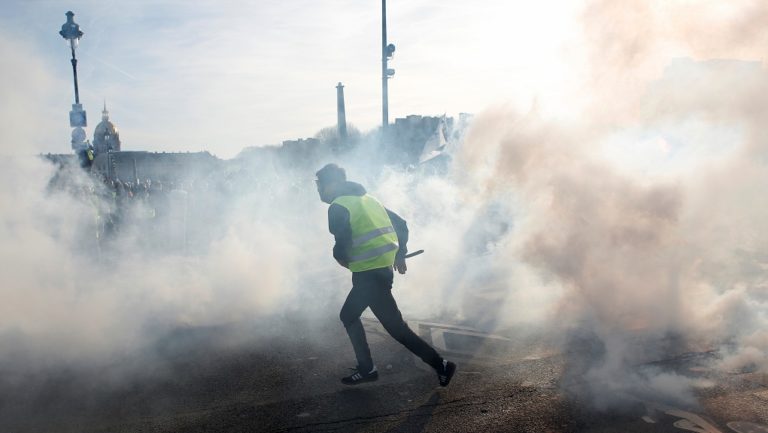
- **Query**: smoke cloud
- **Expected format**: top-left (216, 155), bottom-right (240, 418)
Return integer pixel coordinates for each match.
top-left (434, 0), bottom-right (768, 408)
top-left (2, 1), bottom-right (768, 420)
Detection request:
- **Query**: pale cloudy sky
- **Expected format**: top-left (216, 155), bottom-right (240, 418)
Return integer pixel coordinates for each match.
top-left (3, 0), bottom-right (582, 158)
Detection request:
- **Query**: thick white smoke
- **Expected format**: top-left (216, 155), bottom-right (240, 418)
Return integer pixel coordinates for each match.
top-left (0, 159), bottom-right (323, 366)
top-left (342, 0), bottom-right (768, 408)
top-left (422, 0), bottom-right (768, 408)
top-left (3, 0), bottom-right (768, 416)
top-left (0, 25), bottom-right (337, 365)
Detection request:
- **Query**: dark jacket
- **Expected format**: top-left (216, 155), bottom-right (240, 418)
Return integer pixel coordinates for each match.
top-left (327, 181), bottom-right (408, 267)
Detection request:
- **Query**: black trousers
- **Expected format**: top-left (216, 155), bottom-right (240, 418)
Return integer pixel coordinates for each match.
top-left (339, 266), bottom-right (442, 372)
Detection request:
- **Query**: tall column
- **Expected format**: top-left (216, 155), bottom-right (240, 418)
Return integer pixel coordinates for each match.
top-left (336, 82), bottom-right (348, 146)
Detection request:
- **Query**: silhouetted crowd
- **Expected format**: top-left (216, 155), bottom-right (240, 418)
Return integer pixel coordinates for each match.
top-left (64, 175), bottom-right (229, 257)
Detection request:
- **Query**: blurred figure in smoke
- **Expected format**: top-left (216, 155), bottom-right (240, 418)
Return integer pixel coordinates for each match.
top-left (315, 163), bottom-right (456, 386)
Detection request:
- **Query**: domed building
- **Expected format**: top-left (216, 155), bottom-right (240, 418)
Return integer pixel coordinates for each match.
top-left (93, 102), bottom-right (121, 155)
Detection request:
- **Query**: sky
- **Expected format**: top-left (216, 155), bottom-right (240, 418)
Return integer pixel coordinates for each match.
top-left (2, 0), bottom-right (582, 159)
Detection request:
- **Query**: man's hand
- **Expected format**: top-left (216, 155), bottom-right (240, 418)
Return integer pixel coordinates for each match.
top-left (394, 256), bottom-right (407, 274)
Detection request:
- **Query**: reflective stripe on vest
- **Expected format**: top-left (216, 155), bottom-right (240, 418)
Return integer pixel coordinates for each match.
top-left (351, 226), bottom-right (395, 247)
top-left (332, 194), bottom-right (399, 272)
top-left (349, 242), bottom-right (398, 262)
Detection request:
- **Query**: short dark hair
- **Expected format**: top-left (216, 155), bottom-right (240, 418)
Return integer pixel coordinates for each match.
top-left (316, 163), bottom-right (346, 185)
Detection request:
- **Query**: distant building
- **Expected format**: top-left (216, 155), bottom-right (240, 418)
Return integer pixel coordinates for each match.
top-left (280, 138), bottom-right (322, 166)
top-left (84, 102), bottom-right (222, 183)
top-left (93, 102), bottom-right (121, 155)
top-left (44, 106), bottom-right (470, 183)
top-left (389, 115), bottom-right (455, 167)
top-left (91, 150), bottom-right (221, 183)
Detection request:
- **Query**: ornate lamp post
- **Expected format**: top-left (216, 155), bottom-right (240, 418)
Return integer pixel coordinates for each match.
top-left (59, 11), bottom-right (89, 153)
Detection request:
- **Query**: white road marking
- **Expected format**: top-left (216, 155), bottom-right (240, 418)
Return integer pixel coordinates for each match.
top-left (674, 418), bottom-right (716, 433)
top-left (644, 402), bottom-right (724, 433)
top-left (728, 422), bottom-right (768, 433)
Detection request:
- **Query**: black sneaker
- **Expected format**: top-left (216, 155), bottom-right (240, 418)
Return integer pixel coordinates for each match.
top-left (341, 366), bottom-right (379, 385)
top-left (437, 359), bottom-right (456, 387)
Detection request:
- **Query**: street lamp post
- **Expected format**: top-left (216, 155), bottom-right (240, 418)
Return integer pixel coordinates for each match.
top-left (59, 11), bottom-right (89, 155)
top-left (382, 0), bottom-right (396, 137)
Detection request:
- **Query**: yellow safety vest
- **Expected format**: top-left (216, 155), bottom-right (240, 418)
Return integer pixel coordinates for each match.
top-left (332, 194), bottom-right (399, 272)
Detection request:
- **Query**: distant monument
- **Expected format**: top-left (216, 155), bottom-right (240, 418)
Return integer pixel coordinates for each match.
top-left (93, 102), bottom-right (121, 155)
top-left (336, 82), bottom-right (348, 144)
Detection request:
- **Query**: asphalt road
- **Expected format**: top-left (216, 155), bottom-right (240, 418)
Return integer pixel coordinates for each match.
top-left (0, 314), bottom-right (766, 433)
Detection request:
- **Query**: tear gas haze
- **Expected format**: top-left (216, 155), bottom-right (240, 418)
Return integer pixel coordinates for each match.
top-left (2, 0), bottom-right (768, 417)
